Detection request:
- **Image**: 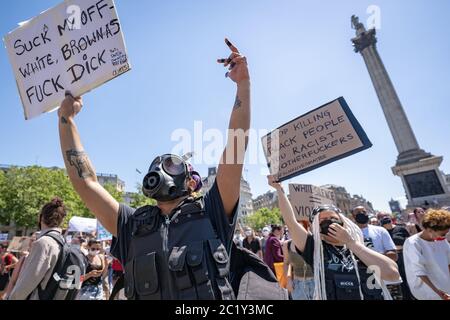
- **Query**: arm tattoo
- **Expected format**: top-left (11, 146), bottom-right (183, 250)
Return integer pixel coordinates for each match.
top-left (61, 117), bottom-right (68, 124)
top-left (66, 150), bottom-right (96, 179)
top-left (234, 96), bottom-right (242, 110)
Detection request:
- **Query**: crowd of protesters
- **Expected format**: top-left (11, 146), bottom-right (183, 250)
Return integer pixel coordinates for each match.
top-left (228, 178), bottom-right (450, 300)
top-left (1, 192), bottom-right (449, 300)
top-left (0, 199), bottom-right (123, 300)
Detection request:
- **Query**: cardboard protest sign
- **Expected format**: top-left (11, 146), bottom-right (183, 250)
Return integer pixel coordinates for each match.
top-left (4, 0), bottom-right (131, 120)
top-left (97, 221), bottom-right (112, 241)
top-left (68, 216), bottom-right (97, 233)
top-left (289, 184), bottom-right (336, 221)
top-left (262, 97), bottom-right (372, 182)
top-left (7, 237), bottom-right (33, 253)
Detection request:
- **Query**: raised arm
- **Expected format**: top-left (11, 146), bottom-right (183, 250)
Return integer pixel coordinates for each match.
top-left (216, 39), bottom-right (251, 217)
top-left (58, 94), bottom-right (119, 236)
top-left (328, 224), bottom-right (400, 281)
top-left (268, 176), bottom-right (310, 253)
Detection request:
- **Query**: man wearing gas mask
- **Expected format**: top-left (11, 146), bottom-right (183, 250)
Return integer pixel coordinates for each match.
top-left (57, 39), bottom-right (250, 300)
top-left (268, 176), bottom-right (400, 300)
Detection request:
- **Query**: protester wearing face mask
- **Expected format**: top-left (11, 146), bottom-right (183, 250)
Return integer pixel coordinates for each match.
top-left (380, 216), bottom-right (412, 300)
top-left (78, 240), bottom-right (105, 300)
top-left (264, 225), bottom-right (284, 275)
top-left (242, 228), bottom-right (263, 259)
top-left (403, 209), bottom-right (450, 300)
top-left (268, 176), bottom-right (399, 300)
top-left (351, 206), bottom-right (398, 262)
top-left (261, 227), bottom-right (270, 259)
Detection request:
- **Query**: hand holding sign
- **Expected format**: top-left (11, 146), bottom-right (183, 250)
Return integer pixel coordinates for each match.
top-left (267, 175), bottom-right (283, 191)
top-left (58, 92), bottom-right (83, 121)
top-left (217, 38), bottom-right (250, 84)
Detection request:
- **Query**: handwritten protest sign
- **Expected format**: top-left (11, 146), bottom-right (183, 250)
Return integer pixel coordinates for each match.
top-left (97, 221), bottom-right (112, 241)
top-left (4, 0), bottom-right (131, 120)
top-left (262, 97), bottom-right (372, 182)
top-left (289, 184), bottom-right (336, 221)
top-left (7, 237), bottom-right (33, 253)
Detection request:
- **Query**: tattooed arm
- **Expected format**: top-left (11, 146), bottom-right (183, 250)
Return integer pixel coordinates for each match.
top-left (58, 95), bottom-right (119, 236)
top-left (216, 39), bottom-right (251, 217)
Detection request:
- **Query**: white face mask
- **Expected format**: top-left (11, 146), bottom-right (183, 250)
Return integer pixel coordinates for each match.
top-left (262, 231), bottom-right (269, 237)
top-left (72, 244), bottom-right (81, 250)
top-left (245, 231), bottom-right (252, 237)
top-left (89, 249), bottom-right (100, 256)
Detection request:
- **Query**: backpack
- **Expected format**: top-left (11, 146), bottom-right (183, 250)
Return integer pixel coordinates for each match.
top-left (229, 242), bottom-right (289, 300)
top-left (37, 231), bottom-right (87, 300)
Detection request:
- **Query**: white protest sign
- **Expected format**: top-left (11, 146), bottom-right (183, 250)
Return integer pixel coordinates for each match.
top-left (0, 233), bottom-right (8, 242)
top-left (4, 0), bottom-right (131, 120)
top-left (68, 216), bottom-right (97, 233)
top-left (262, 97), bottom-right (372, 182)
top-left (289, 184), bottom-right (337, 221)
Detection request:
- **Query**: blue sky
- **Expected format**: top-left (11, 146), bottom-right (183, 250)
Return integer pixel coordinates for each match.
top-left (1, 0), bottom-right (449, 212)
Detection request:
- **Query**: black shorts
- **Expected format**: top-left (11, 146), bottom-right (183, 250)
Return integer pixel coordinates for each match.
top-left (0, 274), bottom-right (10, 291)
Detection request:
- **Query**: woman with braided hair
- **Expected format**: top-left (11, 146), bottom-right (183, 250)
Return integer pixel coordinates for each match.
top-left (268, 176), bottom-right (399, 300)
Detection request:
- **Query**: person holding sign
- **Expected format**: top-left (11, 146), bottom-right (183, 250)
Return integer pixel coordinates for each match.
top-left (267, 176), bottom-right (399, 300)
top-left (57, 39), bottom-right (250, 300)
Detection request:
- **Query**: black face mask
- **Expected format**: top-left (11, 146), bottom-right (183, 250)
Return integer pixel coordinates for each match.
top-left (142, 154), bottom-right (190, 202)
top-left (355, 213), bottom-right (370, 224)
top-left (320, 219), bottom-right (344, 235)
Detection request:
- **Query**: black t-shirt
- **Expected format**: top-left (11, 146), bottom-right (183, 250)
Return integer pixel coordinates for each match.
top-left (242, 238), bottom-right (261, 254)
top-left (297, 235), bottom-right (384, 300)
top-left (387, 225), bottom-right (410, 246)
top-left (111, 180), bottom-right (238, 266)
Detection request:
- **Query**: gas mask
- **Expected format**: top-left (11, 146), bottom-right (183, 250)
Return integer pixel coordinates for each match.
top-left (143, 154), bottom-right (191, 202)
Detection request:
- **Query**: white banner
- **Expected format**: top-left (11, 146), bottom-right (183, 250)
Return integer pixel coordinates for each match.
top-left (68, 216), bottom-right (97, 233)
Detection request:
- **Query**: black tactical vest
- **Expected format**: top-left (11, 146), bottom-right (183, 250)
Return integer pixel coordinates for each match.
top-left (123, 197), bottom-right (235, 300)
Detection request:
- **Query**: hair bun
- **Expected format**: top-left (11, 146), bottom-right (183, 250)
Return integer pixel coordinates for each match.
top-left (51, 197), bottom-right (64, 208)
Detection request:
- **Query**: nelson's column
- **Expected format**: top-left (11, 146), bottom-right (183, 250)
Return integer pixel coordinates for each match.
top-left (351, 15), bottom-right (450, 209)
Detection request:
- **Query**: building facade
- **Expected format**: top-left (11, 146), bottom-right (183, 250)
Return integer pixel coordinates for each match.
top-left (202, 167), bottom-right (254, 216)
top-left (97, 173), bottom-right (126, 192)
top-left (252, 191), bottom-right (279, 212)
top-left (321, 184), bottom-right (375, 215)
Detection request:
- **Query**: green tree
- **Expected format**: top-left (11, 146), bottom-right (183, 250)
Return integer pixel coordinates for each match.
top-left (0, 170), bottom-right (6, 221)
top-left (129, 184), bottom-right (156, 208)
top-left (0, 166), bottom-right (94, 229)
top-left (103, 183), bottom-right (124, 203)
top-left (244, 207), bottom-right (283, 231)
